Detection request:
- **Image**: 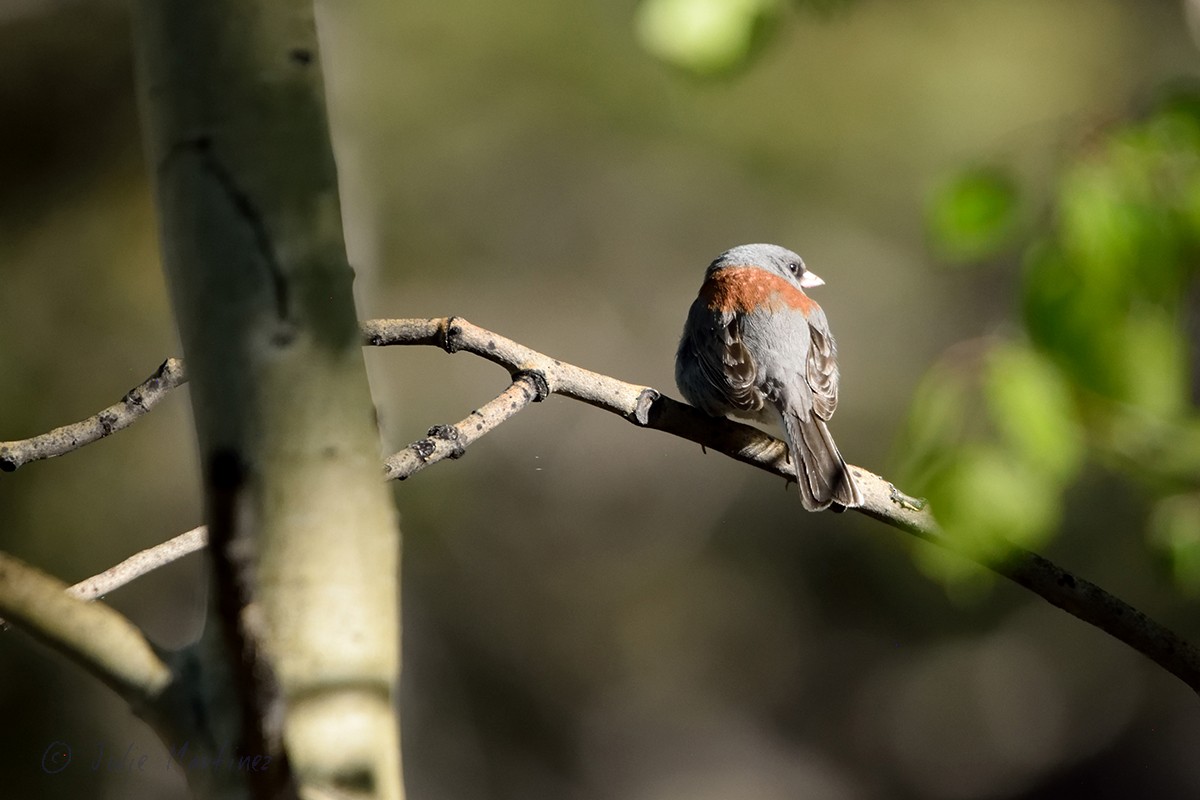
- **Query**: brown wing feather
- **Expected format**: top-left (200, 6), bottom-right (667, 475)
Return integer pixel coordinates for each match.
top-left (805, 324), bottom-right (839, 421)
top-left (693, 314), bottom-right (767, 414)
top-left (721, 318), bottom-right (762, 410)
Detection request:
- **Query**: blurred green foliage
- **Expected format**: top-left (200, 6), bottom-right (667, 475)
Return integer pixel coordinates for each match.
top-left (910, 90), bottom-right (1200, 590)
top-left (633, 0), bottom-right (857, 77)
top-left (927, 167), bottom-right (1022, 263)
top-left (896, 342), bottom-right (1075, 587)
top-left (634, 0), bottom-right (781, 77)
top-left (1152, 493), bottom-right (1200, 595)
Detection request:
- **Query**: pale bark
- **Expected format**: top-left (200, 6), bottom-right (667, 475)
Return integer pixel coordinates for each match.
top-left (132, 1), bottom-right (403, 797)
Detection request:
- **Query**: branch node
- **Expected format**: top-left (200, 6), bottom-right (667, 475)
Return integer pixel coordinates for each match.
top-left (441, 317), bottom-right (465, 354)
top-left (410, 438), bottom-right (437, 461)
top-left (632, 388), bottom-right (661, 426)
top-left (512, 370), bottom-right (550, 402)
top-left (98, 411), bottom-right (118, 436)
top-left (123, 390), bottom-right (148, 411)
top-left (427, 424), bottom-right (466, 458)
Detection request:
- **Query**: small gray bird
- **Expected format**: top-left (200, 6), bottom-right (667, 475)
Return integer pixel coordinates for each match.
top-left (675, 243), bottom-right (862, 511)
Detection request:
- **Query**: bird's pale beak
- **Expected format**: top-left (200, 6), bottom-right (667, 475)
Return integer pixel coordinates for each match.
top-left (800, 271), bottom-right (825, 289)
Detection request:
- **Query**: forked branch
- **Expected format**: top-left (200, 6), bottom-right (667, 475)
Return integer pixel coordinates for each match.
top-left (3, 316), bottom-right (1198, 697)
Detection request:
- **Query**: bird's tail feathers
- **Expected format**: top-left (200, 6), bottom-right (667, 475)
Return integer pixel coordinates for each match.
top-left (781, 410), bottom-right (863, 512)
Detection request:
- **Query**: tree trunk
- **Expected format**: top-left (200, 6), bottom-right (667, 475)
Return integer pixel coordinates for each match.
top-left (132, 1), bottom-right (403, 797)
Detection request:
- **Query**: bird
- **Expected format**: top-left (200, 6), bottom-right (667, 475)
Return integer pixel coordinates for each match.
top-left (675, 243), bottom-right (863, 511)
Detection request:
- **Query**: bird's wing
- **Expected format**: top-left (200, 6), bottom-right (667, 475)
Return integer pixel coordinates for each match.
top-left (693, 311), bottom-right (768, 414)
top-left (805, 321), bottom-right (839, 420)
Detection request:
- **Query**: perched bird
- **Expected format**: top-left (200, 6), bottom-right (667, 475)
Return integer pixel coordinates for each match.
top-left (675, 243), bottom-right (862, 511)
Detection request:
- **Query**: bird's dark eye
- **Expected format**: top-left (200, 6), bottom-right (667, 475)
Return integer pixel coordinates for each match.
top-left (787, 262), bottom-right (801, 276)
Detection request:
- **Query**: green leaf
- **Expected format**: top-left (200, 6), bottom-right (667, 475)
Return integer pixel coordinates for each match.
top-left (918, 446), bottom-right (1061, 575)
top-left (1119, 306), bottom-right (1189, 419)
top-left (984, 342), bottom-right (1084, 484)
top-left (926, 167), bottom-right (1020, 263)
top-left (1056, 163), bottom-right (1139, 294)
top-left (635, 0), bottom-right (781, 77)
top-left (1150, 494), bottom-right (1200, 594)
top-left (1022, 240), bottom-right (1115, 394)
top-left (912, 545), bottom-right (994, 600)
top-left (891, 361), bottom-right (972, 488)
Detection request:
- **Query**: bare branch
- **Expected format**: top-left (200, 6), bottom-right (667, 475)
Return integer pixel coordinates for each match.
top-left (68, 526), bottom-right (208, 601)
top-left (383, 373), bottom-right (547, 481)
top-left (362, 317), bottom-right (660, 421)
top-left (364, 316), bottom-right (1200, 697)
top-left (6, 316), bottom-right (1199, 697)
top-left (854, 485), bottom-right (1200, 697)
top-left (0, 358), bottom-right (187, 472)
top-left (0, 552), bottom-right (173, 706)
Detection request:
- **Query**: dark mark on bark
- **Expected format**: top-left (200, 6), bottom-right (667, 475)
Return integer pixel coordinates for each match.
top-left (426, 425), bottom-right (465, 458)
top-left (163, 137), bottom-right (291, 322)
top-left (442, 317), bottom-right (464, 354)
top-left (98, 412), bottom-right (118, 436)
top-left (512, 370), bottom-right (550, 401)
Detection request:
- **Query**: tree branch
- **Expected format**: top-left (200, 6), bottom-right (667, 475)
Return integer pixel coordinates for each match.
top-left (364, 316), bottom-right (1200, 697)
top-left (0, 526), bottom-right (209, 629)
top-left (5, 316), bottom-right (1199, 698)
top-left (383, 372), bottom-right (547, 481)
top-left (0, 358), bottom-right (187, 472)
top-left (67, 526), bottom-right (208, 601)
top-left (0, 552), bottom-right (173, 709)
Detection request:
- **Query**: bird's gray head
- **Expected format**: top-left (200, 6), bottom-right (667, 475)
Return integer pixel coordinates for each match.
top-left (707, 243), bottom-right (825, 289)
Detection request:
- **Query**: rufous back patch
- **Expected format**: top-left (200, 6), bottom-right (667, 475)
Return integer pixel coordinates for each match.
top-left (700, 266), bottom-right (817, 315)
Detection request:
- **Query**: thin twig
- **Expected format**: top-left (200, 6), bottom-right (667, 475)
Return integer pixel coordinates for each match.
top-left (0, 527), bottom-right (209, 630)
top-left (383, 373), bottom-right (547, 481)
top-left (0, 358), bottom-right (187, 472)
top-left (68, 526), bottom-right (209, 601)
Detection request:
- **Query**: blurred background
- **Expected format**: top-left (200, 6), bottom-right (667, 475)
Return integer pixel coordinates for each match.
top-left (2, 0), bottom-right (1200, 797)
